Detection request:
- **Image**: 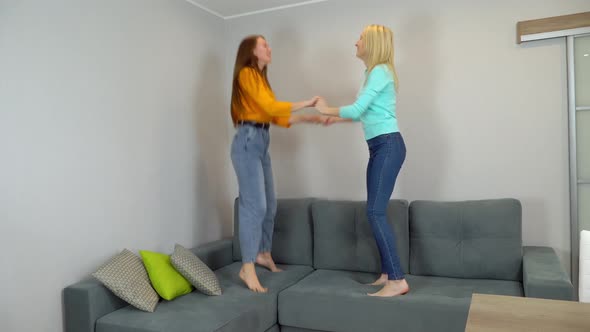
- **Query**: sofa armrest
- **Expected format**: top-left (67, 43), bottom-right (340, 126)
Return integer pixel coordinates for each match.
top-left (64, 278), bottom-right (127, 332)
top-left (523, 246), bottom-right (573, 301)
top-left (191, 238), bottom-right (234, 270)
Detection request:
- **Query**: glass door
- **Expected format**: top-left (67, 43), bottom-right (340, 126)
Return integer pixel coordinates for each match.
top-left (569, 34), bottom-right (590, 299)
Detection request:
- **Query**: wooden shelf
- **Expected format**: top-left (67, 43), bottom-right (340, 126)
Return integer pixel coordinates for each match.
top-left (517, 12), bottom-right (590, 44)
top-left (466, 294), bottom-right (590, 332)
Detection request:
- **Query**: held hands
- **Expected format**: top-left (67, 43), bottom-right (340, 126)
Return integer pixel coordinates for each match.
top-left (298, 96), bottom-right (340, 126)
top-left (314, 96), bottom-right (328, 114)
top-left (314, 96), bottom-right (340, 117)
top-left (303, 96), bottom-right (329, 114)
top-left (305, 96), bottom-right (321, 108)
top-left (302, 114), bottom-right (333, 126)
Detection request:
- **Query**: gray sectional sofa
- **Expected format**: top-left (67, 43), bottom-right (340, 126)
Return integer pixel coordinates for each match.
top-left (64, 198), bottom-right (573, 332)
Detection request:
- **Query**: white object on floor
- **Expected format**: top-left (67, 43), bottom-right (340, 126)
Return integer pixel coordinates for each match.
top-left (580, 230), bottom-right (590, 303)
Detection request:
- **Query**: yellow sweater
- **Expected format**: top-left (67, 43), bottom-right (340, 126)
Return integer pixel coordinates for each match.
top-left (231, 67), bottom-right (292, 128)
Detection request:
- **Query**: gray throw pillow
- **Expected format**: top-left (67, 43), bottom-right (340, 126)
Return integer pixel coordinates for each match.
top-left (171, 244), bottom-right (222, 296)
top-left (92, 249), bottom-right (159, 312)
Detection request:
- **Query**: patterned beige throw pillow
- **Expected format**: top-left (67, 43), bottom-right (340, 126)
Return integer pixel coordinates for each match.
top-left (170, 244), bottom-right (222, 296)
top-left (92, 249), bottom-right (159, 312)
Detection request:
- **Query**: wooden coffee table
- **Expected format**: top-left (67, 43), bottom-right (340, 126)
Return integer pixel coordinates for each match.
top-left (465, 293), bottom-right (590, 331)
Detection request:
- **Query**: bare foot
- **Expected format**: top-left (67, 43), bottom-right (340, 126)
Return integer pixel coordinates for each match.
top-left (368, 279), bottom-right (409, 297)
top-left (366, 274), bottom-right (388, 286)
top-left (256, 252), bottom-right (282, 272)
top-left (239, 263), bottom-right (267, 293)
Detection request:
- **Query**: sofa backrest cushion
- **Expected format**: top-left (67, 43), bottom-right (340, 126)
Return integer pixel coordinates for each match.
top-left (409, 198), bottom-right (522, 281)
top-left (312, 199), bottom-right (409, 274)
top-left (233, 197), bottom-right (314, 266)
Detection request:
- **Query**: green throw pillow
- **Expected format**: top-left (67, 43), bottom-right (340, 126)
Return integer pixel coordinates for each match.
top-left (140, 250), bottom-right (193, 300)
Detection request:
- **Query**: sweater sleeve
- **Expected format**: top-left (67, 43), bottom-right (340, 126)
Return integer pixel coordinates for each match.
top-left (339, 66), bottom-right (391, 120)
top-left (239, 68), bottom-right (292, 117)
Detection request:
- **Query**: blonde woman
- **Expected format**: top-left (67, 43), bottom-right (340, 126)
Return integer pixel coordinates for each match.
top-left (316, 25), bottom-right (409, 297)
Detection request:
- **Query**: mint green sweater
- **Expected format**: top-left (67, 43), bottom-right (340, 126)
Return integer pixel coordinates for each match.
top-left (339, 64), bottom-right (399, 140)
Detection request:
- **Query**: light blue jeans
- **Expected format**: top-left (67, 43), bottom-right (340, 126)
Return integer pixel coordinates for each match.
top-left (230, 124), bottom-right (277, 263)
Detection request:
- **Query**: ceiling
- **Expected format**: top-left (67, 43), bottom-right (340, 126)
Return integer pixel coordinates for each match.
top-left (186, 0), bottom-right (329, 19)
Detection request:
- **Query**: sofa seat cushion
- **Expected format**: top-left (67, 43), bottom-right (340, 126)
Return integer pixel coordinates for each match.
top-left (279, 270), bottom-right (523, 332)
top-left (97, 263), bottom-right (313, 332)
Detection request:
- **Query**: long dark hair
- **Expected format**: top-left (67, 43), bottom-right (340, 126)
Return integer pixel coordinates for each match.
top-left (231, 35), bottom-right (271, 125)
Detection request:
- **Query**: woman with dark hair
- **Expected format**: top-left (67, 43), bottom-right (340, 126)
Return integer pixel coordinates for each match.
top-left (231, 35), bottom-right (327, 293)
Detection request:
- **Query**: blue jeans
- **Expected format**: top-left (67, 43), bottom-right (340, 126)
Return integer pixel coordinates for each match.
top-left (366, 132), bottom-right (406, 280)
top-left (230, 125), bottom-right (277, 263)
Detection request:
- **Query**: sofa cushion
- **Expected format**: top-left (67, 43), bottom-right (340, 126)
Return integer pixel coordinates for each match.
top-left (96, 263), bottom-right (313, 332)
top-left (171, 244), bottom-right (222, 296)
top-left (92, 249), bottom-right (159, 312)
top-left (281, 327), bottom-right (324, 332)
top-left (312, 199), bottom-right (409, 274)
top-left (278, 270), bottom-right (523, 332)
top-left (233, 198), bottom-right (314, 266)
top-left (140, 250), bottom-right (193, 301)
top-left (410, 199), bottom-right (522, 280)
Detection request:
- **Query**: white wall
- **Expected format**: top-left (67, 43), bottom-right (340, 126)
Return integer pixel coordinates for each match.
top-left (0, 1), bottom-right (231, 331)
top-left (225, 0), bottom-right (590, 274)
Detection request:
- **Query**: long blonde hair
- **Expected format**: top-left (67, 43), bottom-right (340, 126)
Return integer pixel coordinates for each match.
top-left (362, 24), bottom-right (399, 91)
